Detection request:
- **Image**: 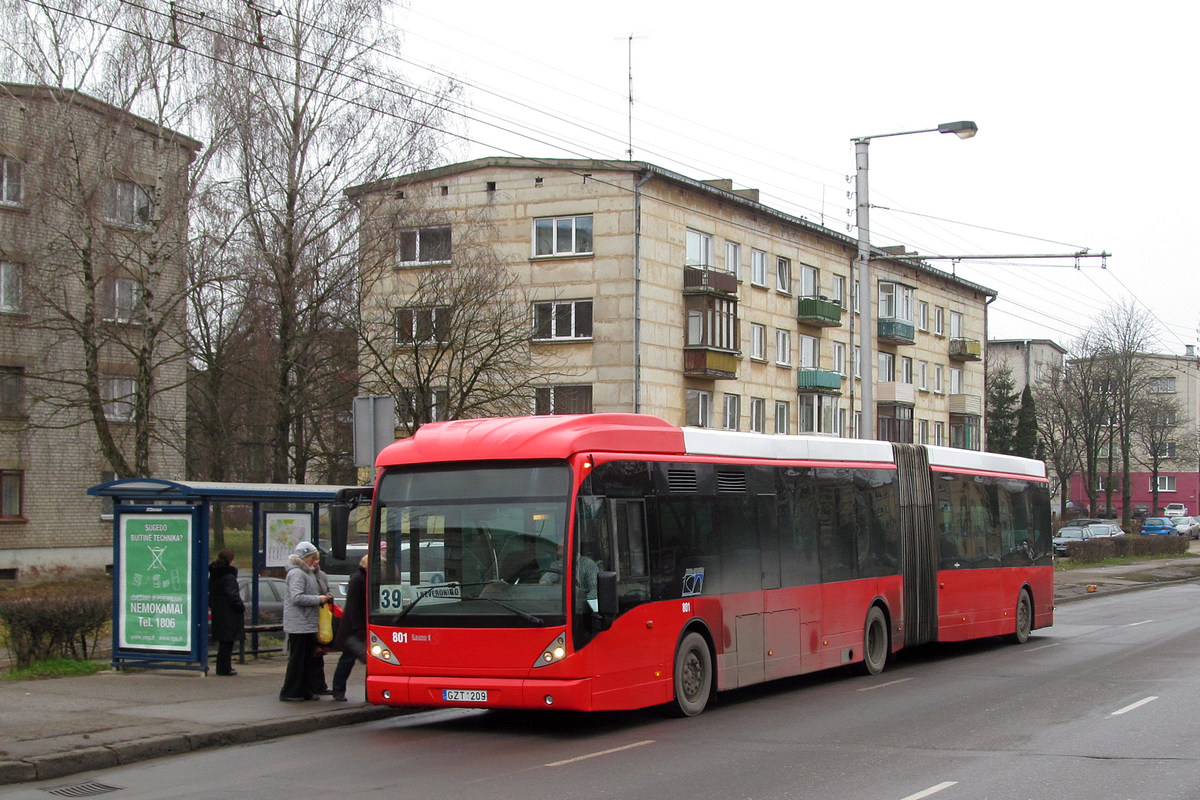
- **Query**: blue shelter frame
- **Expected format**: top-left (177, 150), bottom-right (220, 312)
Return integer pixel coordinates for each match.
top-left (88, 479), bottom-right (353, 673)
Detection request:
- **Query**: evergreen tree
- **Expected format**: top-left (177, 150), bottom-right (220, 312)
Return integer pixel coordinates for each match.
top-left (987, 363), bottom-right (1020, 454)
top-left (1015, 385), bottom-right (1038, 458)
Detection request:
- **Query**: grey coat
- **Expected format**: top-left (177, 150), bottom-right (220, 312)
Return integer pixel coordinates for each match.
top-left (283, 555), bottom-right (324, 634)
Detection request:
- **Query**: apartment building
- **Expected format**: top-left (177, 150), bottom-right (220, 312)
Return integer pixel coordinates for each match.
top-left (347, 157), bottom-right (994, 447)
top-left (988, 339), bottom-right (1067, 391)
top-left (0, 84), bottom-right (198, 581)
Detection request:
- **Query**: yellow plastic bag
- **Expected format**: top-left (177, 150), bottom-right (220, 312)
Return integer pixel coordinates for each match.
top-left (317, 603), bottom-right (334, 643)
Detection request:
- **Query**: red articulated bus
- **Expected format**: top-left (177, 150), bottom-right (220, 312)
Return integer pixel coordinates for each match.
top-left (357, 414), bottom-right (1052, 716)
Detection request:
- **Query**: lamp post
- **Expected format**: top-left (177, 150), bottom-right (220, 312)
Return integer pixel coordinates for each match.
top-left (851, 120), bottom-right (978, 439)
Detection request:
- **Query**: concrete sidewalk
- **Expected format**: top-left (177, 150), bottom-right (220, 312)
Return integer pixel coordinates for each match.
top-left (4, 551), bottom-right (1200, 787)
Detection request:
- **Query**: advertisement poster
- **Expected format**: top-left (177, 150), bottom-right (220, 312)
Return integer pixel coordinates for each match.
top-left (119, 513), bottom-right (193, 651)
top-left (266, 512), bottom-right (313, 567)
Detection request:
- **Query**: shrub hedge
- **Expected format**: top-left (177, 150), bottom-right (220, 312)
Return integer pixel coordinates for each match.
top-left (1063, 534), bottom-right (1190, 564)
top-left (0, 583), bottom-right (111, 669)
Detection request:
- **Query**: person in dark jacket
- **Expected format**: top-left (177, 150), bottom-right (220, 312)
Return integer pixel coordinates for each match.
top-left (330, 555), bottom-right (368, 701)
top-left (208, 550), bottom-right (245, 677)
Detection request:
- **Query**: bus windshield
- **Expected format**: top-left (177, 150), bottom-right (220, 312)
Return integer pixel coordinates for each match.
top-left (370, 462), bottom-right (571, 627)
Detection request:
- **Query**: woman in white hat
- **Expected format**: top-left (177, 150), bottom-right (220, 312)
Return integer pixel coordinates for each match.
top-left (279, 540), bottom-right (333, 701)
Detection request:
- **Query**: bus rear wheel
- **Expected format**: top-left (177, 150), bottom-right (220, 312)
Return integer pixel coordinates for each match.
top-left (860, 606), bottom-right (889, 675)
top-left (671, 632), bottom-right (712, 717)
top-left (1008, 589), bottom-right (1032, 644)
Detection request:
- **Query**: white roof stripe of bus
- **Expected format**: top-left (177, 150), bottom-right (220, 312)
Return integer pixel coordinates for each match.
top-left (682, 428), bottom-right (896, 464)
top-left (924, 444), bottom-right (1046, 479)
top-left (681, 428), bottom-right (1046, 480)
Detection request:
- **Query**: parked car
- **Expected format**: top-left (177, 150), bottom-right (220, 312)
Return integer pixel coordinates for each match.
top-left (1169, 516), bottom-right (1200, 538)
top-left (1085, 522), bottom-right (1126, 538)
top-left (1053, 525), bottom-right (1094, 556)
top-left (1139, 516), bottom-right (1180, 536)
top-left (1165, 503), bottom-right (1189, 517)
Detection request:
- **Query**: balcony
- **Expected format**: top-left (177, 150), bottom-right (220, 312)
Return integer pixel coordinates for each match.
top-left (949, 337), bottom-right (982, 361)
top-left (796, 296), bottom-right (843, 327)
top-left (876, 381), bottom-right (916, 405)
top-left (877, 317), bottom-right (915, 344)
top-left (683, 348), bottom-right (738, 380)
top-left (796, 368), bottom-right (843, 394)
top-left (683, 267), bottom-right (738, 296)
top-left (949, 393), bottom-right (983, 416)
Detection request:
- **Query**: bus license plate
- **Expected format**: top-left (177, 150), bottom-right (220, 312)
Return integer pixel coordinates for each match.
top-left (443, 689), bottom-right (487, 702)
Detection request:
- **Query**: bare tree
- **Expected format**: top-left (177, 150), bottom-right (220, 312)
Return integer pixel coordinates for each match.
top-left (1033, 362), bottom-right (1080, 520)
top-left (354, 206), bottom-right (578, 432)
top-left (198, 0), bottom-right (457, 483)
top-left (1131, 392), bottom-right (1198, 516)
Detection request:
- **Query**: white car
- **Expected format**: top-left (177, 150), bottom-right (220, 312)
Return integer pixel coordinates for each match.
top-left (1165, 503), bottom-right (1188, 517)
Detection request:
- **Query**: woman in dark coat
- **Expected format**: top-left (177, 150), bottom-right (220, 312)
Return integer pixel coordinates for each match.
top-left (208, 550), bottom-right (245, 676)
top-left (330, 555), bottom-right (368, 701)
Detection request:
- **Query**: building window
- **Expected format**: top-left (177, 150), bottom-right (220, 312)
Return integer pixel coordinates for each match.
top-left (799, 264), bottom-right (818, 298)
top-left (919, 418), bottom-right (929, 444)
top-left (725, 241), bottom-right (741, 280)
top-left (774, 400), bottom-right (789, 434)
top-left (1150, 377), bottom-right (1177, 393)
top-left (686, 295), bottom-right (738, 350)
top-left (776, 257), bottom-right (791, 294)
top-left (399, 226), bottom-right (452, 264)
top-left (0, 367), bottom-right (23, 417)
top-left (950, 366), bottom-right (963, 394)
top-left (949, 310), bottom-right (964, 339)
top-left (1156, 475), bottom-right (1177, 492)
top-left (534, 300), bottom-right (593, 340)
top-left (934, 364), bottom-right (944, 394)
top-left (685, 229), bottom-right (714, 268)
top-left (878, 281), bottom-right (913, 321)
top-left (722, 394), bottom-right (740, 431)
top-left (535, 385), bottom-right (593, 415)
top-left (919, 361), bottom-right (929, 391)
top-left (686, 389), bottom-right (713, 428)
top-left (775, 329), bottom-right (792, 366)
top-left (831, 275), bottom-right (845, 307)
top-left (104, 277), bottom-right (143, 323)
top-left (901, 356), bottom-right (913, 384)
top-left (799, 334), bottom-right (819, 369)
top-left (750, 323), bottom-right (766, 360)
top-left (934, 421), bottom-right (945, 446)
top-left (917, 300), bottom-right (929, 331)
top-left (750, 397), bottom-right (766, 433)
top-left (934, 306), bottom-right (945, 336)
top-left (105, 180), bottom-right (153, 226)
top-left (0, 469), bottom-right (22, 519)
top-left (1154, 442), bottom-right (1178, 459)
top-left (853, 345), bottom-right (861, 379)
top-left (878, 352), bottom-right (895, 382)
top-left (833, 342), bottom-right (846, 375)
top-left (534, 215), bottom-right (592, 256)
top-left (799, 394), bottom-right (840, 435)
top-left (0, 262), bottom-right (21, 313)
top-left (399, 387), bottom-right (450, 422)
top-left (102, 376), bottom-right (136, 422)
top-left (751, 249), bottom-right (767, 286)
top-left (0, 156), bottom-right (22, 205)
top-left (395, 306), bottom-right (449, 344)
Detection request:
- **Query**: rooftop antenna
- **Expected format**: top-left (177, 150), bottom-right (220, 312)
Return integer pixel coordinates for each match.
top-left (624, 34), bottom-right (647, 160)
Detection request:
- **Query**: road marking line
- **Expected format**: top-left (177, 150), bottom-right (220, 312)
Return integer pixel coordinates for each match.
top-left (1112, 696), bottom-right (1159, 716)
top-left (1024, 642), bottom-right (1060, 653)
top-left (1124, 619), bottom-right (1153, 627)
top-left (900, 781), bottom-right (958, 800)
top-left (857, 677), bottom-right (913, 692)
top-left (545, 740), bottom-right (655, 766)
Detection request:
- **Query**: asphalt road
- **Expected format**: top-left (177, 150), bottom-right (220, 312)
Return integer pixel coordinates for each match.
top-left (7, 584), bottom-right (1200, 800)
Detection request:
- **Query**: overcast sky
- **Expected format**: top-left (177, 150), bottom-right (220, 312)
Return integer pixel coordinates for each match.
top-left (389, 0), bottom-right (1199, 356)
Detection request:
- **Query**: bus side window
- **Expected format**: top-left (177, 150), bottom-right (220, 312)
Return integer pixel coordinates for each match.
top-left (611, 499), bottom-right (650, 608)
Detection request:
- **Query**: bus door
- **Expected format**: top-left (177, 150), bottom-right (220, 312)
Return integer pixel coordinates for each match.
top-left (893, 444), bottom-right (938, 647)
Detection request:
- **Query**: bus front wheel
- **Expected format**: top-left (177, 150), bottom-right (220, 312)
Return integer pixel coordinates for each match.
top-left (1008, 589), bottom-right (1033, 644)
top-left (860, 606), bottom-right (889, 675)
top-left (671, 632), bottom-right (712, 717)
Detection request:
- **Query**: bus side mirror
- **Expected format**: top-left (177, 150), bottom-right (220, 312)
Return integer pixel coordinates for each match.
top-left (597, 571), bottom-right (618, 618)
top-left (330, 503), bottom-right (350, 560)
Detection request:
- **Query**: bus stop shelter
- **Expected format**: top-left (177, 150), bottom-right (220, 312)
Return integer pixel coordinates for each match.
top-left (87, 478), bottom-right (356, 673)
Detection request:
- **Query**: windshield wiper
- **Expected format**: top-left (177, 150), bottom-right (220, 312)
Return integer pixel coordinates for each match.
top-left (475, 595), bottom-right (543, 625)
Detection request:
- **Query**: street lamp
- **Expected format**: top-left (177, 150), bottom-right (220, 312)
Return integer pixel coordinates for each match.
top-left (851, 120), bottom-right (978, 440)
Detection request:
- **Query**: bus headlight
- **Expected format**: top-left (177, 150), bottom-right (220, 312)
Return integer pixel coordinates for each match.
top-left (369, 631), bottom-right (398, 663)
top-left (533, 633), bottom-right (567, 668)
